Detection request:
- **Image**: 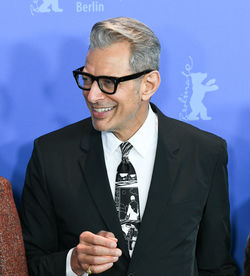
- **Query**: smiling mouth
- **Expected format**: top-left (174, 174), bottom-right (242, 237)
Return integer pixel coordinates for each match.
top-left (93, 106), bottom-right (115, 113)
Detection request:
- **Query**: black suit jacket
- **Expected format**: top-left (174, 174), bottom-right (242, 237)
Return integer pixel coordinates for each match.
top-left (20, 104), bottom-right (237, 275)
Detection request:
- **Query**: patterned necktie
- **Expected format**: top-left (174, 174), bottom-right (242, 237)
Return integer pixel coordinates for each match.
top-left (115, 142), bottom-right (141, 255)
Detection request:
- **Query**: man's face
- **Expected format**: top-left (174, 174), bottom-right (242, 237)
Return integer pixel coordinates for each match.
top-left (83, 41), bottom-right (149, 141)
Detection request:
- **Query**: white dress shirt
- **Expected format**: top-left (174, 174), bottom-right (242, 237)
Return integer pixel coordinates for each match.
top-left (66, 105), bottom-right (158, 275)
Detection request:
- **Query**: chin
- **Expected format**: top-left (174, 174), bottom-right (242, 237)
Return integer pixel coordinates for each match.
top-left (92, 119), bottom-right (110, 132)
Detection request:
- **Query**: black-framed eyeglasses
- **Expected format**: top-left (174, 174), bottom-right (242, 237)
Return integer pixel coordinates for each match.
top-left (72, 66), bottom-right (153, 95)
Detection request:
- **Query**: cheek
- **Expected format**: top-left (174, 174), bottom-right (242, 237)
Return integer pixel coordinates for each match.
top-left (118, 97), bottom-right (142, 120)
top-left (116, 96), bottom-right (139, 114)
top-left (126, 89), bottom-right (142, 108)
top-left (108, 84), bottom-right (142, 113)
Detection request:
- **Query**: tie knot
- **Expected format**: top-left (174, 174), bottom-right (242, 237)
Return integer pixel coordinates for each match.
top-left (120, 142), bottom-right (133, 159)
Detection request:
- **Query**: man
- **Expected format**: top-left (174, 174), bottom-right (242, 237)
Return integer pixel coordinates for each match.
top-left (20, 17), bottom-right (237, 275)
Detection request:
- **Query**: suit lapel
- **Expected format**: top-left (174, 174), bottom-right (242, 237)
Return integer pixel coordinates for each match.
top-left (131, 106), bottom-right (181, 262)
top-left (78, 128), bottom-right (130, 258)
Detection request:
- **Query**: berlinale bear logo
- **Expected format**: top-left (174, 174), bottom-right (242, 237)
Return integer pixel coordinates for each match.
top-left (179, 56), bottom-right (219, 121)
top-left (30, 0), bottom-right (63, 15)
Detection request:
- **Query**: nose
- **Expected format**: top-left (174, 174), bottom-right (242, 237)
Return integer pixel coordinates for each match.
top-left (85, 80), bottom-right (105, 103)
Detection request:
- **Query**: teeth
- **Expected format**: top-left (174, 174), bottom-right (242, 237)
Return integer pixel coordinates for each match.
top-left (93, 107), bottom-right (114, 113)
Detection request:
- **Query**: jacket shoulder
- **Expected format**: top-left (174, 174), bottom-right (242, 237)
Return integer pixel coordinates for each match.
top-left (152, 102), bottom-right (227, 154)
top-left (167, 116), bottom-right (226, 146)
top-left (34, 117), bottom-right (93, 149)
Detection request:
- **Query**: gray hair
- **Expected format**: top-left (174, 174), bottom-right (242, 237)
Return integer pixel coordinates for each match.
top-left (89, 17), bottom-right (161, 72)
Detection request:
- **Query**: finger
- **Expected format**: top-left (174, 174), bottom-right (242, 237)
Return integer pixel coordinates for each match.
top-left (97, 231), bottom-right (118, 242)
top-left (79, 254), bottom-right (119, 265)
top-left (80, 232), bottom-right (117, 248)
top-left (77, 243), bottom-right (122, 257)
top-left (82, 263), bottom-right (114, 274)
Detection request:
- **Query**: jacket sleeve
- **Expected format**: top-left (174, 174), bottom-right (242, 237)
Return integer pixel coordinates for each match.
top-left (196, 140), bottom-right (238, 275)
top-left (20, 139), bottom-right (68, 276)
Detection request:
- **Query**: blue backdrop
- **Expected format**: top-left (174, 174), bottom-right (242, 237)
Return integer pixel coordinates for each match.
top-left (0, 0), bottom-right (249, 274)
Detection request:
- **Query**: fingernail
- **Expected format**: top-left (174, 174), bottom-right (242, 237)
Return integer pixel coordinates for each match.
top-left (113, 257), bottom-right (118, 261)
top-left (110, 242), bottom-right (116, 248)
top-left (116, 250), bottom-right (122, 256)
top-left (107, 263), bottom-right (113, 268)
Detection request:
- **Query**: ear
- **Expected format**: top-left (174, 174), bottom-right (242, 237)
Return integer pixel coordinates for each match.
top-left (140, 70), bottom-right (161, 101)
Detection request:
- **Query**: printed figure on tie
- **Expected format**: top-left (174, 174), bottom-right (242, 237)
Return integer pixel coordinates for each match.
top-left (126, 195), bottom-right (140, 221)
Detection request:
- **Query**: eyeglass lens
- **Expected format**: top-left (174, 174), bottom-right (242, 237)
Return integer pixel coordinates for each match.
top-left (77, 74), bottom-right (115, 93)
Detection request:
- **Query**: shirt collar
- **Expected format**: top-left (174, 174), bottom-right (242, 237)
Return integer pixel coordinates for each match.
top-left (101, 104), bottom-right (158, 158)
